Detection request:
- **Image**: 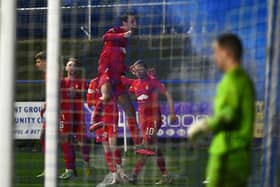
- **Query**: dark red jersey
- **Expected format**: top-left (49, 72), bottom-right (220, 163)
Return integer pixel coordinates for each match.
top-left (98, 27), bottom-right (128, 77)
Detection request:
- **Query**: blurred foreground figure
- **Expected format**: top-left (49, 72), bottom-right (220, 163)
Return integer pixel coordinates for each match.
top-left (188, 33), bottom-right (255, 187)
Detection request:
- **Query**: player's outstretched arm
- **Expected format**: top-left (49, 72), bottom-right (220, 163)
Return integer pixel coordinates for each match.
top-left (188, 83), bottom-right (239, 141)
top-left (102, 28), bottom-right (131, 42)
top-left (121, 75), bottom-right (134, 86)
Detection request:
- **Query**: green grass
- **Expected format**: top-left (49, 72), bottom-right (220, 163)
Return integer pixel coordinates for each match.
top-left (14, 141), bottom-right (262, 187)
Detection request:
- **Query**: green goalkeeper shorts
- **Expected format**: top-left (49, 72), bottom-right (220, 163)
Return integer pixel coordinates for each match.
top-left (206, 150), bottom-right (250, 187)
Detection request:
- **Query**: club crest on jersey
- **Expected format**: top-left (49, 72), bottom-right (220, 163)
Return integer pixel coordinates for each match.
top-left (137, 94), bottom-right (149, 101)
top-left (146, 85), bottom-right (149, 90)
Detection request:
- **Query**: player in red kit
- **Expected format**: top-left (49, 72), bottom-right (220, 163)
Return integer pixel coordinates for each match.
top-left (95, 11), bottom-right (141, 146)
top-left (87, 77), bottom-right (126, 184)
top-left (59, 58), bottom-right (91, 179)
top-left (123, 60), bottom-right (177, 185)
top-left (34, 51), bottom-right (47, 178)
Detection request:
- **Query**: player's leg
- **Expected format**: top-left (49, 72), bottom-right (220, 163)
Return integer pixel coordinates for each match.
top-left (89, 99), bottom-right (105, 131)
top-left (74, 110), bottom-right (91, 176)
top-left (102, 136), bottom-right (119, 184)
top-left (128, 121), bottom-right (153, 184)
top-left (150, 121), bottom-right (172, 185)
top-left (36, 125), bottom-right (46, 178)
top-left (155, 146), bottom-right (172, 184)
top-left (59, 114), bottom-right (77, 180)
top-left (141, 120), bottom-right (172, 185)
top-left (101, 103), bottom-right (118, 180)
top-left (104, 100), bottom-right (122, 168)
top-left (104, 102), bottom-right (126, 184)
top-left (117, 93), bottom-right (140, 145)
top-left (206, 151), bottom-right (250, 187)
top-left (40, 124), bottom-right (46, 154)
top-left (128, 154), bottom-right (148, 184)
top-left (76, 133), bottom-right (91, 176)
top-left (103, 139), bottom-right (116, 173)
top-left (100, 78), bottom-right (112, 103)
top-left (108, 127), bottom-right (128, 183)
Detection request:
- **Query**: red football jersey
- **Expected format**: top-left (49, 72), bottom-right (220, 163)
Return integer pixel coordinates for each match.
top-left (60, 77), bottom-right (86, 111)
top-left (128, 76), bottom-right (167, 122)
top-left (98, 27), bottom-right (128, 76)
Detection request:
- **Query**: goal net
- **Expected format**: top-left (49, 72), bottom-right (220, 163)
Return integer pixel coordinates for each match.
top-left (11, 0), bottom-right (269, 186)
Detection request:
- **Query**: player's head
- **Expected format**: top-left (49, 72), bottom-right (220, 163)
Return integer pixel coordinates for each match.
top-left (65, 57), bottom-right (80, 76)
top-left (34, 51), bottom-right (46, 72)
top-left (133, 59), bottom-right (148, 80)
top-left (121, 11), bottom-right (137, 31)
top-left (213, 33), bottom-right (243, 71)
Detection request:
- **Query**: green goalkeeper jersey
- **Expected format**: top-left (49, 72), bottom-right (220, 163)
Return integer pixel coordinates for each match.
top-left (207, 66), bottom-right (255, 155)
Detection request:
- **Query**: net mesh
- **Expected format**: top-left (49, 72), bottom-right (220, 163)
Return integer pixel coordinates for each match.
top-left (14, 0), bottom-right (267, 186)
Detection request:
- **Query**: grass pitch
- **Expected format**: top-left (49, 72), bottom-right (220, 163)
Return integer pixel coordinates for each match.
top-left (14, 140), bottom-right (261, 187)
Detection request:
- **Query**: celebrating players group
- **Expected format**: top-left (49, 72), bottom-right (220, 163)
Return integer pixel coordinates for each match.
top-left (34, 10), bottom-right (255, 187)
top-left (35, 12), bottom-right (177, 185)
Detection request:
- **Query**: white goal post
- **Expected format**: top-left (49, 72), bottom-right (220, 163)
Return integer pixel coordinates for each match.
top-left (0, 1), bottom-right (16, 187)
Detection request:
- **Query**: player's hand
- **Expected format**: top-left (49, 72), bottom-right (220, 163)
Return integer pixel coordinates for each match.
top-left (169, 113), bottom-right (178, 124)
top-left (124, 30), bottom-right (132, 38)
top-left (187, 119), bottom-right (209, 141)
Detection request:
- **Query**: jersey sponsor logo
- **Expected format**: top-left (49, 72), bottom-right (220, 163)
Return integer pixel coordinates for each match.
top-left (137, 94), bottom-right (149, 101)
top-left (88, 88), bottom-right (94, 93)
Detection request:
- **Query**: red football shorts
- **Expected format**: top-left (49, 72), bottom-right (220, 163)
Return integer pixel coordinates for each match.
top-left (59, 111), bottom-right (86, 141)
top-left (140, 119), bottom-right (162, 144)
top-left (59, 112), bottom-right (72, 134)
top-left (98, 72), bottom-right (126, 97)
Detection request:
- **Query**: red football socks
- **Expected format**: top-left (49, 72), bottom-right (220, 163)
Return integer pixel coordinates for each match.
top-left (62, 142), bottom-right (76, 169)
top-left (105, 151), bottom-right (116, 173)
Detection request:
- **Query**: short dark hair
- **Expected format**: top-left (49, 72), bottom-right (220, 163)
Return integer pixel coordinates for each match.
top-left (34, 51), bottom-right (46, 60)
top-left (216, 33), bottom-right (243, 61)
top-left (120, 10), bottom-right (136, 22)
top-left (133, 59), bottom-right (147, 68)
top-left (67, 57), bottom-right (81, 67)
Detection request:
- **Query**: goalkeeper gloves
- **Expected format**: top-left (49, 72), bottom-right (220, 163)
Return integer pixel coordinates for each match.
top-left (187, 119), bottom-right (209, 141)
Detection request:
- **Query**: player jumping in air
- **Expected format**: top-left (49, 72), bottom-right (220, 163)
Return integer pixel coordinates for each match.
top-left (188, 33), bottom-right (255, 187)
top-left (59, 58), bottom-right (91, 179)
top-left (95, 11), bottom-right (141, 146)
top-left (123, 60), bottom-right (177, 185)
top-left (87, 76), bottom-right (126, 184)
top-left (34, 51), bottom-right (47, 178)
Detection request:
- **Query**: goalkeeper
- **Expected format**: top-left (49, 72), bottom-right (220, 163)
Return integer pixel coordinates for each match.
top-left (188, 33), bottom-right (255, 187)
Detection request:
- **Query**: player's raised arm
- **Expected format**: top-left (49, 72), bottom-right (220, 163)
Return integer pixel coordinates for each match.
top-left (120, 75), bottom-right (134, 86)
top-left (160, 83), bottom-right (177, 123)
top-left (102, 28), bottom-right (130, 42)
